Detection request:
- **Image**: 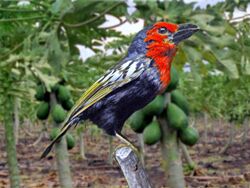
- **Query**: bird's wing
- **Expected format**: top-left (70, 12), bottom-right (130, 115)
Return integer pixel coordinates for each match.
top-left (40, 55), bottom-right (151, 159)
top-left (68, 55), bottom-right (151, 121)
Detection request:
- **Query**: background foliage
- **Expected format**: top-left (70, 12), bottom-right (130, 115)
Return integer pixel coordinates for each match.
top-left (1, 0), bottom-right (249, 123)
top-left (0, 0), bottom-right (250, 187)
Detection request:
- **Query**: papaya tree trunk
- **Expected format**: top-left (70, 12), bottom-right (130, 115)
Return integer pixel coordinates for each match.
top-left (211, 119), bottom-right (216, 144)
top-left (4, 99), bottom-right (20, 188)
top-left (159, 94), bottom-right (185, 188)
top-left (13, 97), bottom-right (20, 144)
top-left (79, 131), bottom-right (87, 159)
top-left (242, 118), bottom-right (249, 144)
top-left (138, 134), bottom-right (145, 167)
top-left (180, 142), bottom-right (195, 170)
top-left (54, 136), bottom-right (73, 188)
top-left (221, 123), bottom-right (235, 154)
top-left (204, 113), bottom-right (208, 144)
top-left (50, 93), bottom-right (73, 188)
top-left (108, 135), bottom-right (114, 165)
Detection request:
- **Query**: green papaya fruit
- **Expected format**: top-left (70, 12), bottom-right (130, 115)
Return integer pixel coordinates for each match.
top-left (179, 127), bottom-right (199, 146)
top-left (62, 99), bottom-right (74, 111)
top-left (142, 96), bottom-right (165, 116)
top-left (130, 111), bottom-right (146, 133)
top-left (165, 66), bottom-right (179, 92)
top-left (36, 102), bottom-right (50, 120)
top-left (51, 104), bottom-right (67, 124)
top-left (171, 90), bottom-right (189, 115)
top-left (66, 134), bottom-right (75, 150)
top-left (57, 85), bottom-right (71, 102)
top-left (35, 85), bottom-right (47, 101)
top-left (167, 103), bottom-right (188, 131)
top-left (143, 120), bottom-right (162, 145)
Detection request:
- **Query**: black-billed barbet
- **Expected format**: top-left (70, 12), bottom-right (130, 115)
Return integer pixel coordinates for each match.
top-left (41, 22), bottom-right (199, 158)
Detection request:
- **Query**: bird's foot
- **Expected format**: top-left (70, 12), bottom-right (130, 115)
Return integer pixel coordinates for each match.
top-left (114, 143), bottom-right (140, 157)
top-left (114, 132), bottom-right (140, 156)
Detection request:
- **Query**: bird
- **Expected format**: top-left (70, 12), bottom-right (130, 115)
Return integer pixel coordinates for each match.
top-left (41, 22), bottom-right (199, 159)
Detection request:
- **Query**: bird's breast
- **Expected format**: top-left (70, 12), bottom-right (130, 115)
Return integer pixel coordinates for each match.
top-left (152, 56), bottom-right (173, 91)
top-left (146, 44), bottom-right (177, 90)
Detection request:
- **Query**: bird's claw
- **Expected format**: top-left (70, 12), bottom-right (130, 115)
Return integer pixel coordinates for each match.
top-left (114, 143), bottom-right (140, 157)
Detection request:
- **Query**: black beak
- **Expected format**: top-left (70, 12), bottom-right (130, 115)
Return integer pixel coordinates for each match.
top-left (173, 23), bottom-right (199, 44)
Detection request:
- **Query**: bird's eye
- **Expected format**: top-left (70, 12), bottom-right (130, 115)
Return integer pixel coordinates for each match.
top-left (158, 27), bottom-right (168, 34)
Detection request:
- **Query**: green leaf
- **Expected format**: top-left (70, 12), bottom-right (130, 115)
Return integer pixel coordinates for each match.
top-left (50, 0), bottom-right (73, 16)
top-left (219, 59), bottom-right (239, 79)
top-left (183, 46), bottom-right (202, 62)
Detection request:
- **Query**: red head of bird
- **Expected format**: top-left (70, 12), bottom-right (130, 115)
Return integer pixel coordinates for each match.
top-left (128, 22), bottom-right (199, 88)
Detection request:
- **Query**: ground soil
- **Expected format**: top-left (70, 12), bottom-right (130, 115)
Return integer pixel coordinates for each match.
top-left (0, 119), bottom-right (250, 188)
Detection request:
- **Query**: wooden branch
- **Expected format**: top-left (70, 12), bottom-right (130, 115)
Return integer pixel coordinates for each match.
top-left (115, 147), bottom-right (152, 188)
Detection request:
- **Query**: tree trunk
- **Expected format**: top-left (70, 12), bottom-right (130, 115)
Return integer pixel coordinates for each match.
top-left (4, 99), bottom-right (20, 188)
top-left (13, 97), bottom-right (20, 144)
top-left (108, 135), bottom-right (114, 165)
top-left (138, 134), bottom-right (145, 167)
top-left (211, 118), bottom-right (219, 144)
top-left (79, 131), bottom-right (87, 159)
top-left (204, 113), bottom-right (208, 144)
top-left (159, 118), bottom-right (185, 188)
top-left (242, 118), bottom-right (249, 144)
top-left (180, 142), bottom-right (195, 170)
top-left (221, 123), bottom-right (235, 154)
top-left (55, 136), bottom-right (73, 188)
top-left (159, 94), bottom-right (185, 188)
top-left (50, 93), bottom-right (73, 188)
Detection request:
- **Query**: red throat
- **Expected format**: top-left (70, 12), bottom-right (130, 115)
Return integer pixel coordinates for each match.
top-left (147, 46), bottom-right (177, 90)
top-left (145, 39), bottom-right (177, 90)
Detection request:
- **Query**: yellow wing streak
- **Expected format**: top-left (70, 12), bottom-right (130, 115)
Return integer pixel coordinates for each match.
top-left (69, 81), bottom-right (102, 115)
top-left (70, 79), bottom-right (131, 120)
top-left (71, 87), bottom-right (113, 119)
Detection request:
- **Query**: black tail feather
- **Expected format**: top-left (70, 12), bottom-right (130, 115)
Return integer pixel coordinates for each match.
top-left (40, 142), bottom-right (54, 159)
top-left (40, 119), bottom-right (78, 159)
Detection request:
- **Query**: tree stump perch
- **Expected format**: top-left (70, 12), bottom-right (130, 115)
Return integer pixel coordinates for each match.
top-left (115, 146), bottom-right (152, 188)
